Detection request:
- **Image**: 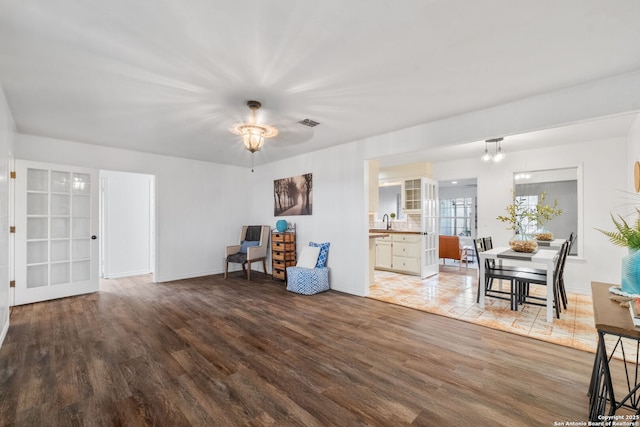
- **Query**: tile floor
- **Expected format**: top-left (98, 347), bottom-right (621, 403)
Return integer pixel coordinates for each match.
top-left (368, 264), bottom-right (599, 353)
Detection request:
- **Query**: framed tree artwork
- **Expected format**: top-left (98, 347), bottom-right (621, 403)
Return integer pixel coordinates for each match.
top-left (274, 173), bottom-right (312, 216)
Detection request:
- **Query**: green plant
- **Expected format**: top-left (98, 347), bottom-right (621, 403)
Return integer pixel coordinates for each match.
top-left (390, 213), bottom-right (396, 219)
top-left (596, 208), bottom-right (640, 250)
top-left (532, 191), bottom-right (562, 227)
top-left (496, 190), bottom-right (534, 230)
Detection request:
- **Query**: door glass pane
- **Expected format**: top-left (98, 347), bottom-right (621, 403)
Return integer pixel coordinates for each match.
top-left (72, 195), bottom-right (90, 217)
top-left (19, 162), bottom-right (96, 304)
top-left (27, 193), bottom-right (48, 215)
top-left (51, 240), bottom-right (70, 262)
top-left (72, 261), bottom-right (90, 282)
top-left (27, 264), bottom-right (48, 288)
top-left (51, 217), bottom-right (70, 239)
top-left (51, 171), bottom-right (70, 193)
top-left (27, 218), bottom-right (48, 239)
top-left (51, 263), bottom-right (70, 285)
top-left (27, 241), bottom-right (48, 264)
top-left (72, 239), bottom-right (90, 260)
top-left (51, 194), bottom-right (70, 216)
top-left (72, 218), bottom-right (90, 238)
top-left (27, 169), bottom-right (48, 192)
top-left (72, 173), bottom-right (90, 195)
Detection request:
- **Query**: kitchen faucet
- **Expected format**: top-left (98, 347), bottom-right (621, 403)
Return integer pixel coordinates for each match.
top-left (382, 214), bottom-right (391, 230)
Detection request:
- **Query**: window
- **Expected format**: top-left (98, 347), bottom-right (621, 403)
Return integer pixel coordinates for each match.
top-left (440, 197), bottom-right (473, 236)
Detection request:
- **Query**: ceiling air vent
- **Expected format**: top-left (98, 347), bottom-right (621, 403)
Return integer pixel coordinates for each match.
top-left (298, 118), bottom-right (320, 127)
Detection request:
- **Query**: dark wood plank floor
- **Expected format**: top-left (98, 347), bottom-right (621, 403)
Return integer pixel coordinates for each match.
top-left (0, 272), bottom-right (596, 426)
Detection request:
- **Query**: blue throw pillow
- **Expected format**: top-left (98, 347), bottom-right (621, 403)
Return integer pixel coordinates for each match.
top-left (309, 241), bottom-right (330, 267)
top-left (240, 240), bottom-right (259, 254)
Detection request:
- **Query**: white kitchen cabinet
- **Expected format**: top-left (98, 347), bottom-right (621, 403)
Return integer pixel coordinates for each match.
top-left (402, 178), bottom-right (422, 212)
top-left (373, 233), bottom-right (421, 276)
top-left (375, 236), bottom-right (392, 269)
top-left (392, 234), bottom-right (421, 274)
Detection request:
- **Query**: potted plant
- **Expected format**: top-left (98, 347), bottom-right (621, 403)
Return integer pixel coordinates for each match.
top-left (496, 191), bottom-right (538, 252)
top-left (532, 192), bottom-right (562, 241)
top-left (597, 208), bottom-right (640, 295)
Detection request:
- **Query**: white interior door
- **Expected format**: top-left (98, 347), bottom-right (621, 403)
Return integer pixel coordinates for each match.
top-left (14, 160), bottom-right (99, 305)
top-left (421, 177), bottom-right (439, 278)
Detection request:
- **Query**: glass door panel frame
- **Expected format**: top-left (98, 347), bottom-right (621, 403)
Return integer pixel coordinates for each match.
top-left (15, 160), bottom-right (99, 305)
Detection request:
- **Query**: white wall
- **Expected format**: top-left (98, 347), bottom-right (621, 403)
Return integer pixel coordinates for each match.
top-left (11, 70), bottom-right (640, 299)
top-left (101, 170), bottom-right (154, 279)
top-left (433, 137), bottom-right (628, 294)
top-left (250, 142), bottom-right (368, 295)
top-left (0, 85), bottom-right (14, 348)
top-left (246, 83), bottom-right (639, 298)
top-left (629, 115), bottom-right (640, 196)
top-left (249, 133), bottom-right (628, 297)
top-left (15, 134), bottom-right (252, 283)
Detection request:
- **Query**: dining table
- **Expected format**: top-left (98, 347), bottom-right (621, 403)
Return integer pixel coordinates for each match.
top-left (535, 238), bottom-right (566, 249)
top-left (478, 245), bottom-right (562, 323)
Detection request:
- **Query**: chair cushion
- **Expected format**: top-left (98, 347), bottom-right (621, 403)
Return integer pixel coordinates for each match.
top-left (227, 253), bottom-right (247, 264)
top-left (439, 235), bottom-right (461, 260)
top-left (245, 225), bottom-right (263, 242)
top-left (296, 246), bottom-right (321, 268)
top-left (286, 267), bottom-right (330, 295)
top-left (309, 241), bottom-right (330, 267)
top-left (240, 240), bottom-right (259, 254)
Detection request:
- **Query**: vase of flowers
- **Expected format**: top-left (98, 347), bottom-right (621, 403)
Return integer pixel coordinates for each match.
top-left (497, 191), bottom-right (538, 253)
top-left (509, 226), bottom-right (539, 253)
top-left (532, 192), bottom-right (562, 241)
top-left (597, 208), bottom-right (640, 295)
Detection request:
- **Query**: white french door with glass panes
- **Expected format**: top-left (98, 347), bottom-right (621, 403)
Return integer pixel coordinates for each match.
top-left (14, 161), bottom-right (99, 305)
top-left (421, 177), bottom-right (439, 278)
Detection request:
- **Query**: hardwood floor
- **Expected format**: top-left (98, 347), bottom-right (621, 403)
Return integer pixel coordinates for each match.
top-left (0, 273), bottom-right (596, 426)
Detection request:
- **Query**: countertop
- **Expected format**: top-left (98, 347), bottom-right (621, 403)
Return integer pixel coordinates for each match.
top-left (369, 232), bottom-right (390, 238)
top-left (369, 229), bottom-right (421, 235)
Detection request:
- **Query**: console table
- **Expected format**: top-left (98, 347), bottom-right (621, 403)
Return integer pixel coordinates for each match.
top-left (589, 281), bottom-right (640, 423)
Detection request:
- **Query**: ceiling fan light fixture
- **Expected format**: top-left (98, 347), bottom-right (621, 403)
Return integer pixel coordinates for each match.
top-left (231, 100), bottom-right (278, 153)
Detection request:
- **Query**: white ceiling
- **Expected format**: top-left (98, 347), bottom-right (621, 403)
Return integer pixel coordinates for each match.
top-left (379, 113), bottom-right (640, 167)
top-left (1, 0), bottom-right (639, 167)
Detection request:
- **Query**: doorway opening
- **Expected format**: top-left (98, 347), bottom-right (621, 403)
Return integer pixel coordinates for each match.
top-left (438, 178), bottom-right (477, 264)
top-left (100, 170), bottom-right (156, 281)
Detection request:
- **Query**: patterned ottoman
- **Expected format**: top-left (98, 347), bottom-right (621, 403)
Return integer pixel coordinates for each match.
top-left (286, 267), bottom-right (330, 295)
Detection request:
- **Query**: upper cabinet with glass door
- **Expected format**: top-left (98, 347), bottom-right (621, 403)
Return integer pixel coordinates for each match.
top-left (403, 178), bottom-right (422, 212)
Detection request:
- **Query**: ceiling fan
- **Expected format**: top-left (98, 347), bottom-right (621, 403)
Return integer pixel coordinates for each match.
top-left (227, 98), bottom-right (317, 170)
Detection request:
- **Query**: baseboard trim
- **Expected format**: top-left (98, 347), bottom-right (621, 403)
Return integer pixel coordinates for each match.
top-left (103, 270), bottom-right (153, 280)
top-left (155, 269), bottom-right (223, 283)
top-left (154, 263), bottom-right (274, 284)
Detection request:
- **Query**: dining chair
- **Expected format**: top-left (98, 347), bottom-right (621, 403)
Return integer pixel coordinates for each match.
top-left (481, 236), bottom-right (497, 269)
top-left (474, 237), bottom-right (519, 309)
top-left (512, 241), bottom-right (569, 318)
top-left (568, 231), bottom-right (576, 254)
top-left (482, 236), bottom-right (493, 250)
top-left (557, 238), bottom-right (570, 309)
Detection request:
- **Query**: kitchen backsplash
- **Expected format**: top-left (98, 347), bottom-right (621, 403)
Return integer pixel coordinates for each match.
top-left (369, 213), bottom-right (422, 231)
